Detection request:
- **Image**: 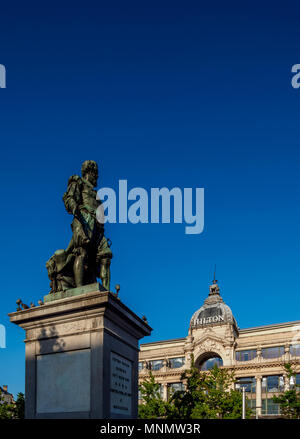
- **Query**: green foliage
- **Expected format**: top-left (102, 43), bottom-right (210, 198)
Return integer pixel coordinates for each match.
top-left (138, 371), bottom-right (168, 419)
top-left (14, 393), bottom-right (25, 419)
top-left (272, 364), bottom-right (300, 419)
top-left (139, 362), bottom-right (252, 419)
top-left (0, 392), bottom-right (25, 419)
top-left (0, 401), bottom-right (14, 419)
top-left (169, 363), bottom-right (251, 419)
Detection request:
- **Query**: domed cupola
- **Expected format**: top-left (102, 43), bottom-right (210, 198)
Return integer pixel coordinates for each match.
top-left (190, 277), bottom-right (238, 332)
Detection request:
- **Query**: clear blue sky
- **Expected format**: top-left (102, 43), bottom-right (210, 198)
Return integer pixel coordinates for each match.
top-left (1, 0), bottom-right (300, 397)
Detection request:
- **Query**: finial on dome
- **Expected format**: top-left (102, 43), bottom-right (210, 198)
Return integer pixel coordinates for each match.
top-left (209, 265), bottom-right (220, 296)
top-left (212, 264), bottom-right (217, 284)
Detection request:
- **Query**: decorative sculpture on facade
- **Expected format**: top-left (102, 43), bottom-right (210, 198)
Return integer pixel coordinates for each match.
top-left (46, 160), bottom-right (112, 293)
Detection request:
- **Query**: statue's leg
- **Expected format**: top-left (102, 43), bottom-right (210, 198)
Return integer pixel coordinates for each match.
top-left (46, 255), bottom-right (58, 294)
top-left (100, 258), bottom-right (111, 291)
top-left (72, 219), bottom-right (90, 287)
top-left (96, 236), bottom-right (113, 290)
top-left (74, 248), bottom-right (87, 287)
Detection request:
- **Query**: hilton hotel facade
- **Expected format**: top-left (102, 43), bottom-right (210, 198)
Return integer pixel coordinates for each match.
top-left (138, 281), bottom-right (300, 417)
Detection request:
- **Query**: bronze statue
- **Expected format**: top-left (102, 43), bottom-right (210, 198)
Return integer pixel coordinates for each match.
top-left (46, 160), bottom-right (112, 293)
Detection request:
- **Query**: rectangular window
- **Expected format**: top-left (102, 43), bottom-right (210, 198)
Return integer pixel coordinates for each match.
top-left (246, 398), bottom-right (256, 410)
top-left (168, 382), bottom-right (185, 397)
top-left (169, 357), bottom-right (185, 368)
top-left (235, 349), bottom-right (257, 362)
top-left (262, 375), bottom-right (284, 394)
top-left (289, 373), bottom-right (300, 388)
top-left (235, 377), bottom-right (256, 393)
top-left (159, 384), bottom-right (164, 398)
top-left (138, 361), bottom-right (143, 371)
top-left (149, 360), bottom-right (164, 371)
top-left (261, 346), bottom-right (284, 359)
top-left (290, 344), bottom-right (300, 357)
top-left (262, 398), bottom-right (280, 415)
top-left (235, 376), bottom-right (256, 414)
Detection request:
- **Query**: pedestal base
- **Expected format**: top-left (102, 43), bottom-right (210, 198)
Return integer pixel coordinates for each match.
top-left (9, 284), bottom-right (151, 419)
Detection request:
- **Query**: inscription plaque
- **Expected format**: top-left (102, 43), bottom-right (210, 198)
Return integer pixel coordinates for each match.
top-left (110, 352), bottom-right (132, 416)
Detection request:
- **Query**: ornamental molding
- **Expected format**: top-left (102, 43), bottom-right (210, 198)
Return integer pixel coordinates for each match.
top-left (139, 371), bottom-right (184, 379)
top-left (193, 337), bottom-right (232, 364)
top-left (193, 333), bottom-right (226, 350)
top-left (225, 360), bottom-right (300, 371)
top-left (139, 360), bottom-right (300, 381)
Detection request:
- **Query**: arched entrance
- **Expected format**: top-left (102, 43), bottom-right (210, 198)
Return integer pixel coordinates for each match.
top-left (195, 351), bottom-right (223, 371)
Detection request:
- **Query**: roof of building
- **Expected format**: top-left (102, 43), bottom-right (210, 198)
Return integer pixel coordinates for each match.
top-left (189, 282), bottom-right (238, 329)
top-left (0, 386), bottom-right (14, 404)
top-left (0, 386), bottom-right (11, 395)
top-left (239, 320), bottom-right (300, 333)
top-left (140, 319), bottom-right (300, 348)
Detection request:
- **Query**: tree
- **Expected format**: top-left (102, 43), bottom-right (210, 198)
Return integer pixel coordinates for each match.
top-left (138, 371), bottom-right (168, 418)
top-left (0, 392), bottom-right (25, 419)
top-left (272, 364), bottom-right (300, 419)
top-left (139, 362), bottom-right (252, 419)
top-left (169, 363), bottom-right (251, 419)
top-left (14, 393), bottom-right (25, 419)
top-left (0, 400), bottom-right (14, 419)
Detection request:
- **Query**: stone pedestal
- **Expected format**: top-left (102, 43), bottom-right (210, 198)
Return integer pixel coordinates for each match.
top-left (9, 283), bottom-right (152, 419)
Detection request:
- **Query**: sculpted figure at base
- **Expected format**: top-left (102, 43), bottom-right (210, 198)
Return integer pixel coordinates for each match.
top-left (46, 160), bottom-right (112, 293)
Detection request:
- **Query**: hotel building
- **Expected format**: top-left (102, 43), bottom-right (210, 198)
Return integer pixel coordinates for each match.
top-left (138, 280), bottom-right (300, 417)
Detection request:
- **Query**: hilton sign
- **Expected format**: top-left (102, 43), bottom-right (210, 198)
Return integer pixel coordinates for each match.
top-left (194, 315), bottom-right (224, 326)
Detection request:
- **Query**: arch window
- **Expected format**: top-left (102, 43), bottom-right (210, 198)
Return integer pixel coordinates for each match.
top-left (200, 356), bottom-right (223, 371)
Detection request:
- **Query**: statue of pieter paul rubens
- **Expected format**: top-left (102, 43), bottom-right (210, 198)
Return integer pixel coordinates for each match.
top-left (46, 160), bottom-right (112, 293)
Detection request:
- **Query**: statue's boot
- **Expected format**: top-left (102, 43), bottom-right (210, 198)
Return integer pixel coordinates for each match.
top-left (74, 254), bottom-right (85, 287)
top-left (99, 258), bottom-right (111, 291)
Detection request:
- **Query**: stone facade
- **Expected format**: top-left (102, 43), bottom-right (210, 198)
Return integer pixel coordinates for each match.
top-left (139, 282), bottom-right (300, 417)
top-left (9, 284), bottom-right (152, 419)
top-left (0, 385), bottom-right (14, 404)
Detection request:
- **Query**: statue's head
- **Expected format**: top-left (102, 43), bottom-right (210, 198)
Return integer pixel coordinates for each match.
top-left (81, 160), bottom-right (98, 187)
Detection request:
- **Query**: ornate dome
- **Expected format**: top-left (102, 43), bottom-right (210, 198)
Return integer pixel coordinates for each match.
top-left (190, 282), bottom-right (238, 329)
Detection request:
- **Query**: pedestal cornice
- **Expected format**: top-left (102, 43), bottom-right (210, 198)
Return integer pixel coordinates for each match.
top-left (9, 284), bottom-right (152, 339)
